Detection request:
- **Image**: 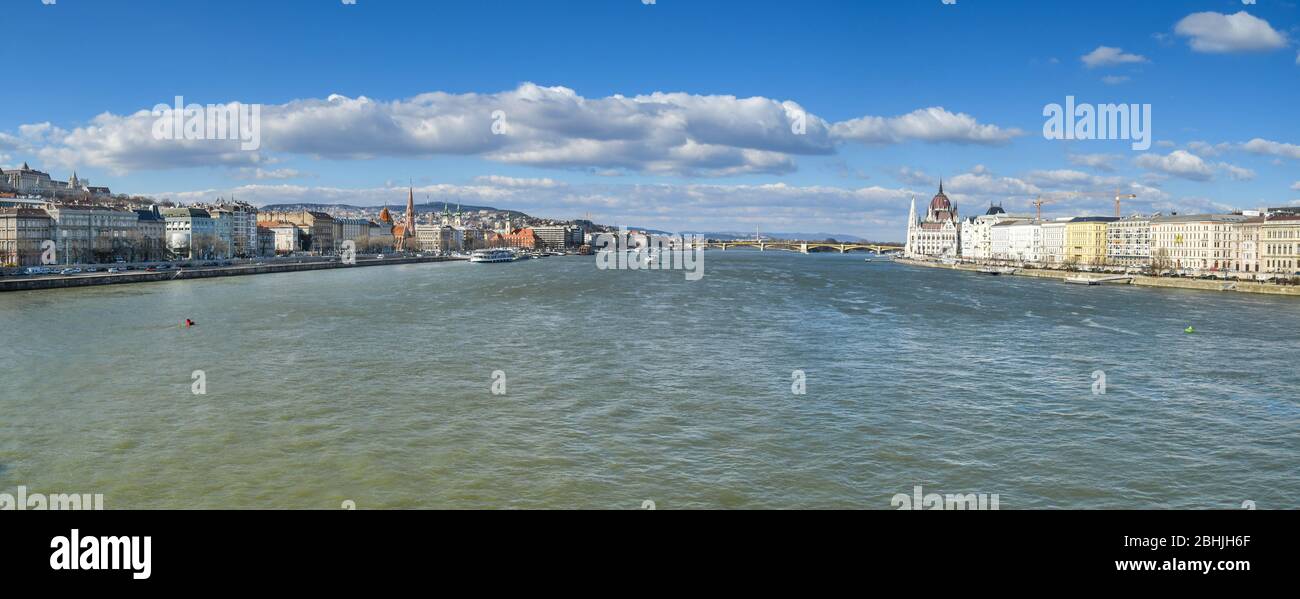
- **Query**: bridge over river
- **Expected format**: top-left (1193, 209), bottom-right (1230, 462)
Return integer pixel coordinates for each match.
top-left (702, 240), bottom-right (904, 254)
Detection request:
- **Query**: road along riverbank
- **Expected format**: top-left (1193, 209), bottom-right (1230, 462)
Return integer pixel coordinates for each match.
top-left (896, 258), bottom-right (1300, 298)
top-left (0, 256), bottom-right (465, 293)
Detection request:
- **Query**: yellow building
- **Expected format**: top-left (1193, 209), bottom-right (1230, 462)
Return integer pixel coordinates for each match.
top-left (1065, 217), bottom-right (1117, 266)
top-left (1261, 214), bottom-right (1300, 276)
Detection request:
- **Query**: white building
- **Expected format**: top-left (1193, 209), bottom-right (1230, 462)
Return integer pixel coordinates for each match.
top-left (205, 201), bottom-right (258, 257)
top-left (1040, 219), bottom-right (1071, 266)
top-left (960, 204), bottom-right (1015, 262)
top-left (161, 207), bottom-right (218, 260)
top-left (905, 182), bottom-right (961, 259)
top-left (996, 220), bottom-right (1042, 264)
top-left (415, 223), bottom-right (461, 253)
top-left (1106, 215), bottom-right (1152, 267)
top-left (1150, 214), bottom-right (1248, 273)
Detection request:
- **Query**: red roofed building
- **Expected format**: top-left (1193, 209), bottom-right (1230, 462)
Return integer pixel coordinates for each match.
top-left (488, 227), bottom-right (538, 250)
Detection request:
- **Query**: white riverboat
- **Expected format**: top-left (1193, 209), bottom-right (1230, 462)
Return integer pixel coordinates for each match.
top-left (469, 249), bottom-right (517, 263)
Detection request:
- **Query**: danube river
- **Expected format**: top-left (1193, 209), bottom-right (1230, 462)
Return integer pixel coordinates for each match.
top-left (1, 252), bottom-right (1296, 509)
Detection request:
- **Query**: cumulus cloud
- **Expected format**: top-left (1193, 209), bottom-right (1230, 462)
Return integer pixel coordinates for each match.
top-left (235, 167), bottom-right (306, 181)
top-left (894, 166), bottom-right (934, 186)
top-left (1241, 138), bottom-right (1300, 160)
top-left (944, 165), bottom-right (1040, 200)
top-left (1134, 150), bottom-right (1215, 181)
top-left (472, 175), bottom-right (567, 188)
top-left (830, 107), bottom-right (1023, 146)
top-left (1024, 169), bottom-right (1122, 189)
top-left (1081, 46), bottom-right (1148, 68)
top-left (1217, 162), bottom-right (1255, 181)
top-left (1067, 153), bottom-right (1122, 172)
top-left (1174, 11), bottom-right (1287, 53)
top-left (2, 84), bottom-right (1023, 178)
top-left (1185, 140), bottom-right (1232, 157)
top-left (1291, 181), bottom-right (1300, 191)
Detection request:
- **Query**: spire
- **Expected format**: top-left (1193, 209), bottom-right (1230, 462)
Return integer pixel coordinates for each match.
top-left (938, 177), bottom-right (944, 195)
top-left (405, 185), bottom-right (415, 226)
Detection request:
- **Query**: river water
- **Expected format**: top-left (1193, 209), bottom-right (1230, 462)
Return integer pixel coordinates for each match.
top-left (1, 252), bottom-right (1296, 509)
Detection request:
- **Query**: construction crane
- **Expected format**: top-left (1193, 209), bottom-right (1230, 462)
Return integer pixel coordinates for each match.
top-left (1032, 195), bottom-right (1053, 220)
top-left (1114, 188), bottom-right (1138, 218)
top-left (1035, 189), bottom-right (1139, 219)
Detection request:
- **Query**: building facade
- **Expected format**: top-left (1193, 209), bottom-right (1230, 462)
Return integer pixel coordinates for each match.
top-left (905, 182), bottom-right (961, 259)
top-left (1260, 214), bottom-right (1300, 276)
top-left (1106, 215), bottom-right (1152, 267)
top-left (1039, 219), bottom-right (1070, 266)
top-left (46, 204), bottom-right (139, 264)
top-left (0, 208), bottom-right (54, 266)
top-left (415, 223), bottom-right (461, 253)
top-left (133, 206), bottom-right (168, 262)
top-left (161, 207), bottom-right (218, 260)
top-left (206, 201), bottom-right (258, 257)
top-left (531, 225), bottom-right (583, 250)
top-left (1065, 217), bottom-right (1117, 267)
top-left (1150, 214), bottom-right (1248, 273)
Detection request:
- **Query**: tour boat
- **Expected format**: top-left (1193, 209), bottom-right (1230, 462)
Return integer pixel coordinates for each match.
top-left (470, 249), bottom-right (516, 263)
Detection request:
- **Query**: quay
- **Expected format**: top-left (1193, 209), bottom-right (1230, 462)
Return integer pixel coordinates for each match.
top-left (897, 258), bottom-right (1300, 298)
top-left (0, 255), bottom-right (464, 293)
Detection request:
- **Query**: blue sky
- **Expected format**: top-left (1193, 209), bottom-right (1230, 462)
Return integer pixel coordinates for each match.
top-left (2, 0), bottom-right (1298, 240)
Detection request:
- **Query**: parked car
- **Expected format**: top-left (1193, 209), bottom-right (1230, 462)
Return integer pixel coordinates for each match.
top-left (60, 268), bottom-right (82, 275)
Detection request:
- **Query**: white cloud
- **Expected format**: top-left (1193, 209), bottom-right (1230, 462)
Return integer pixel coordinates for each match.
top-left (1217, 162), bottom-right (1255, 181)
top-left (1174, 11), bottom-right (1287, 53)
top-left (1025, 169), bottom-right (1122, 189)
top-left (235, 167), bottom-right (305, 181)
top-left (1241, 138), bottom-right (1300, 160)
top-left (895, 166), bottom-right (934, 186)
top-left (1186, 140), bottom-right (1231, 157)
top-left (4, 84), bottom-right (1023, 178)
top-left (1100, 75), bottom-right (1130, 85)
top-left (1290, 181), bottom-right (1300, 191)
top-left (829, 107), bottom-right (1023, 145)
top-left (1081, 46), bottom-right (1148, 68)
top-left (1134, 150), bottom-right (1215, 181)
top-left (944, 165), bottom-right (1040, 200)
top-left (1067, 153), bottom-right (1122, 172)
top-left (471, 175), bottom-right (567, 188)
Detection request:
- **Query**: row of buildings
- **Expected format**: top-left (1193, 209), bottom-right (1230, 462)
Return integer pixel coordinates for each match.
top-left (904, 183), bottom-right (1300, 277)
top-left (2, 190), bottom-right (588, 267)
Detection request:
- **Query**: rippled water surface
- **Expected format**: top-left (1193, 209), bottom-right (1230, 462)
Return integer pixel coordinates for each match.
top-left (1, 252), bottom-right (1296, 508)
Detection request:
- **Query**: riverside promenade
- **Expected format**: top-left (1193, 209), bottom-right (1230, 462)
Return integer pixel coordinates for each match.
top-left (897, 258), bottom-right (1300, 298)
top-left (0, 255), bottom-right (465, 293)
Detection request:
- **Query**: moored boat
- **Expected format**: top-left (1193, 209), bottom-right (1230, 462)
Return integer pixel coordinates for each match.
top-left (469, 249), bottom-right (517, 263)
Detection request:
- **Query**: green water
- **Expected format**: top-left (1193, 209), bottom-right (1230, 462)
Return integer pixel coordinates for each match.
top-left (1, 252), bottom-right (1296, 508)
